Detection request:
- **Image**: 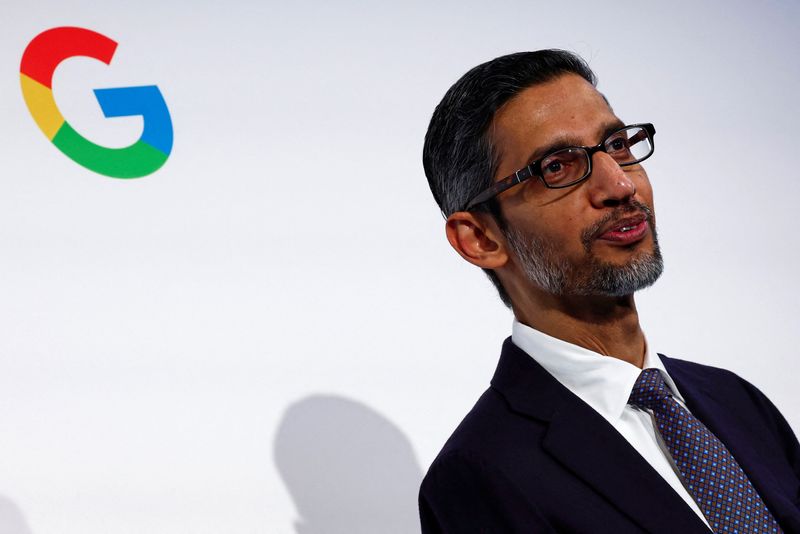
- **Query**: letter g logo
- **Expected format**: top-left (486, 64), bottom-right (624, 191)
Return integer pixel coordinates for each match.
top-left (20, 27), bottom-right (173, 178)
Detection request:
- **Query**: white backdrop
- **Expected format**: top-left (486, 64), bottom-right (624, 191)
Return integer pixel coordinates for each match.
top-left (1, 1), bottom-right (798, 532)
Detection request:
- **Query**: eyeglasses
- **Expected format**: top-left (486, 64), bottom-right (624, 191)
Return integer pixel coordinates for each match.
top-left (463, 123), bottom-right (656, 211)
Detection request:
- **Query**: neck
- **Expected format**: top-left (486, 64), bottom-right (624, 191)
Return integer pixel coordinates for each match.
top-left (512, 289), bottom-right (646, 368)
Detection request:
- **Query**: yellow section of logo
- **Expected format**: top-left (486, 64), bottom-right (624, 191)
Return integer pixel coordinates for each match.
top-left (20, 73), bottom-right (64, 140)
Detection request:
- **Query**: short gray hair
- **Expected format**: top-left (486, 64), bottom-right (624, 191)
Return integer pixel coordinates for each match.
top-left (422, 50), bottom-right (597, 306)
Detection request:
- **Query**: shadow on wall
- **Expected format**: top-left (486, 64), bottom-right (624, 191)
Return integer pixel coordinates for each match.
top-left (274, 395), bottom-right (423, 534)
top-left (0, 495), bottom-right (33, 534)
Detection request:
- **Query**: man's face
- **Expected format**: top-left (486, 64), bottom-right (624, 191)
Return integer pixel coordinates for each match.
top-left (489, 73), bottom-right (662, 297)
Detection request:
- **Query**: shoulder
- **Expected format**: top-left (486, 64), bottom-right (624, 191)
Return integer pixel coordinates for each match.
top-left (427, 386), bottom-right (547, 468)
top-left (659, 353), bottom-right (740, 383)
top-left (659, 353), bottom-right (798, 449)
top-left (422, 381), bottom-right (551, 485)
top-left (659, 353), bottom-right (776, 404)
top-left (420, 382), bottom-right (553, 498)
top-left (418, 388), bottom-right (555, 532)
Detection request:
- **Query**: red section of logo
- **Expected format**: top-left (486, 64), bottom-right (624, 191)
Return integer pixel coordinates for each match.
top-left (20, 26), bottom-right (118, 88)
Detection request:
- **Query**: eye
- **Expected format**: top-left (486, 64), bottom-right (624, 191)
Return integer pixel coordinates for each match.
top-left (540, 148), bottom-right (586, 185)
top-left (545, 161), bottom-right (563, 174)
top-left (608, 137), bottom-right (629, 152)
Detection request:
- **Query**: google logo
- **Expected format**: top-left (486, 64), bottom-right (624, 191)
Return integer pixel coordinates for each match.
top-left (20, 27), bottom-right (173, 178)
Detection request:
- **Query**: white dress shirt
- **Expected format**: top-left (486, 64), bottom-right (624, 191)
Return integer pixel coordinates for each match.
top-left (511, 320), bottom-right (711, 529)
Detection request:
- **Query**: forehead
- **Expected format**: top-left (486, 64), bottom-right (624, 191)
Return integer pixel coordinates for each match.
top-left (490, 74), bottom-right (618, 174)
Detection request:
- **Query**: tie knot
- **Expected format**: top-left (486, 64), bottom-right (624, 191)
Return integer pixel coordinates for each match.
top-left (628, 368), bottom-right (672, 410)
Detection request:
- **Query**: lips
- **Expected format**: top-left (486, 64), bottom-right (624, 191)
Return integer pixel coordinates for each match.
top-left (596, 214), bottom-right (649, 244)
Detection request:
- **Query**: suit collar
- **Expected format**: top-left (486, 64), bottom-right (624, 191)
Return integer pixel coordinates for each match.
top-left (489, 338), bottom-right (563, 421)
top-left (510, 320), bottom-right (688, 422)
top-left (491, 339), bottom-right (710, 534)
top-left (511, 320), bottom-right (642, 421)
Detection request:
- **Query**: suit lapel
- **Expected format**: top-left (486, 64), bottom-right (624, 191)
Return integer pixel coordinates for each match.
top-left (543, 399), bottom-right (709, 533)
top-left (491, 339), bottom-right (709, 534)
top-left (662, 355), bottom-right (800, 531)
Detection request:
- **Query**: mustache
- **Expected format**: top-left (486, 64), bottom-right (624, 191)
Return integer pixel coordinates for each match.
top-left (581, 201), bottom-right (655, 252)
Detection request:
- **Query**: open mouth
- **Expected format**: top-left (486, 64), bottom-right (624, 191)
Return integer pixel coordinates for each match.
top-left (597, 216), bottom-right (649, 244)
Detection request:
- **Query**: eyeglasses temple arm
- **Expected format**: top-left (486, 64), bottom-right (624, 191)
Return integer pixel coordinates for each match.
top-left (463, 166), bottom-right (534, 211)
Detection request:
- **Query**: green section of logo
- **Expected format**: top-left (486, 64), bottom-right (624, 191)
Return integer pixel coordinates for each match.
top-left (52, 121), bottom-right (169, 179)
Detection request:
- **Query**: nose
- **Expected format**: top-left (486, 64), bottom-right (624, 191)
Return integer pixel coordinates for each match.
top-left (587, 152), bottom-right (636, 208)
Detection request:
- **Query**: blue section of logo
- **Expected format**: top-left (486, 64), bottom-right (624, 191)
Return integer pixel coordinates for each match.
top-left (93, 85), bottom-right (173, 155)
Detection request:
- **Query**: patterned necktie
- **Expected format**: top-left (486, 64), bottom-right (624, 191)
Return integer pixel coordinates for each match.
top-left (628, 368), bottom-right (782, 533)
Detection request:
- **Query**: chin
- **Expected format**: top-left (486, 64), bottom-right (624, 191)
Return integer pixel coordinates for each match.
top-left (572, 246), bottom-right (664, 297)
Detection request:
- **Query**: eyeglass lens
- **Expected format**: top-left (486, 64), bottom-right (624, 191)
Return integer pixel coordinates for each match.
top-left (540, 126), bottom-right (652, 187)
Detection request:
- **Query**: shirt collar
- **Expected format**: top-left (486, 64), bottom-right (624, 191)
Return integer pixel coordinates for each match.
top-left (511, 319), bottom-right (686, 424)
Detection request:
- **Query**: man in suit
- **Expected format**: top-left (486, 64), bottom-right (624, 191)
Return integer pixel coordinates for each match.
top-left (419, 50), bottom-right (800, 532)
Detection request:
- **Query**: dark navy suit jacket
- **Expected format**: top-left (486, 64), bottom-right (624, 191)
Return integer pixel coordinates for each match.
top-left (419, 338), bottom-right (800, 533)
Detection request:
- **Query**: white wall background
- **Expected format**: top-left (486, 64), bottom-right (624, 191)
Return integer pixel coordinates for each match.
top-left (1, 0), bottom-right (798, 532)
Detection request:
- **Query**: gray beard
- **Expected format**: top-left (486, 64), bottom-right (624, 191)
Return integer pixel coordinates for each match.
top-left (504, 207), bottom-right (664, 298)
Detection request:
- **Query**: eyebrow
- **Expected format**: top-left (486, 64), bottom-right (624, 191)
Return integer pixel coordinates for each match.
top-left (523, 119), bottom-right (627, 165)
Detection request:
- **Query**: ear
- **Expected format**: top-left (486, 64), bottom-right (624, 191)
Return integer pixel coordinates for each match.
top-left (445, 211), bottom-right (509, 270)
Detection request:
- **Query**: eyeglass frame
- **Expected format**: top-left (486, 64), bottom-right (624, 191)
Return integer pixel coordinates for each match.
top-left (462, 123), bottom-right (656, 212)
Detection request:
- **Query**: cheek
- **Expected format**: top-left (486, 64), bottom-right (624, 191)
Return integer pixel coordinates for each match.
top-left (635, 173), bottom-right (655, 204)
top-left (505, 197), bottom-right (594, 254)
top-left (537, 214), bottom-right (585, 253)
